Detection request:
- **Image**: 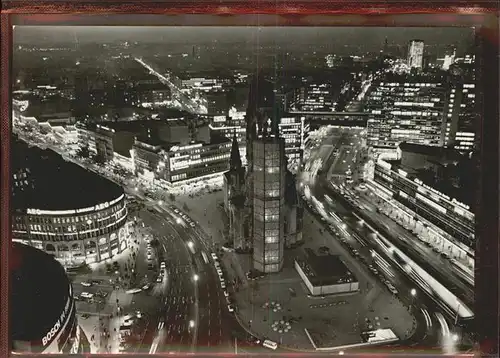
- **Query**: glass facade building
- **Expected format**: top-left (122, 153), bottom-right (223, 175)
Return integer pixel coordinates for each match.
top-left (252, 137), bottom-right (286, 273)
top-left (366, 75), bottom-right (447, 150)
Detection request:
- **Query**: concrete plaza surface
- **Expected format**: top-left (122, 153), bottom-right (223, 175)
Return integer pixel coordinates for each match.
top-left (215, 210), bottom-right (415, 350)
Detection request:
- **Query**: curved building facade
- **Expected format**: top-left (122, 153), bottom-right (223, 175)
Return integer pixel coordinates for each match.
top-left (11, 137), bottom-right (131, 267)
top-left (12, 192), bottom-right (130, 266)
top-left (11, 243), bottom-right (81, 354)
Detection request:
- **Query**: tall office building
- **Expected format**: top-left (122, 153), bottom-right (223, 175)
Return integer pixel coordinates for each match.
top-left (366, 72), bottom-right (447, 151)
top-left (443, 63), bottom-right (477, 153)
top-left (408, 40), bottom-right (425, 69)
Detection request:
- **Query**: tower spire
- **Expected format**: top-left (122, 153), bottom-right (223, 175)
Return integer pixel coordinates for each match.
top-left (229, 131), bottom-right (242, 170)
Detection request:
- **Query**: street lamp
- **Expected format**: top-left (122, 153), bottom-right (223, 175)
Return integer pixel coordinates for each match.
top-left (187, 241), bottom-right (194, 249)
top-left (176, 218), bottom-right (182, 225)
top-left (158, 200), bottom-right (163, 206)
top-left (193, 274), bottom-right (199, 282)
top-left (409, 288), bottom-right (417, 311)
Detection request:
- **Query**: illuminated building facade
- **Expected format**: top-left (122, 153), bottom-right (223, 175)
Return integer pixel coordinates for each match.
top-left (181, 76), bottom-right (230, 92)
top-left (160, 136), bottom-right (231, 183)
top-left (209, 116), bottom-right (246, 164)
top-left (408, 40), bottom-right (425, 69)
top-left (224, 72), bottom-right (303, 273)
top-left (11, 138), bottom-right (131, 267)
top-left (366, 74), bottom-right (447, 151)
top-left (137, 87), bottom-right (172, 105)
top-left (367, 143), bottom-right (474, 266)
top-left (252, 135), bottom-right (287, 273)
top-left (293, 82), bottom-right (334, 111)
top-left (279, 116), bottom-right (305, 171)
top-left (443, 63), bottom-right (477, 153)
top-left (130, 133), bottom-right (232, 185)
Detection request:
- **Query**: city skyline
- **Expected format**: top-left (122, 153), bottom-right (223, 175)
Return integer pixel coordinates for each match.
top-left (14, 26), bottom-right (474, 55)
top-left (9, 25), bottom-right (481, 356)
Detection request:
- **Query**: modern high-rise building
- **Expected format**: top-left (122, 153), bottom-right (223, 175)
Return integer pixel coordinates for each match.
top-left (279, 116), bottom-right (305, 171)
top-left (408, 40), bottom-right (425, 69)
top-left (366, 72), bottom-right (448, 152)
top-left (443, 63), bottom-right (477, 153)
top-left (252, 135), bottom-right (287, 273)
top-left (293, 82), bottom-right (334, 111)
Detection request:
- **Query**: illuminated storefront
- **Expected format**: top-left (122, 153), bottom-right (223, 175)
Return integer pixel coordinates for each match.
top-left (370, 157), bottom-right (475, 260)
top-left (12, 193), bottom-right (130, 267)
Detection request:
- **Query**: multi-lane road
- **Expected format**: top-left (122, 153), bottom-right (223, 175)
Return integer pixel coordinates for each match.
top-left (131, 195), bottom-right (239, 353)
top-left (301, 128), bottom-right (474, 348)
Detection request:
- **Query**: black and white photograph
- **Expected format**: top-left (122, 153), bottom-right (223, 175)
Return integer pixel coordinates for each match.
top-left (9, 25), bottom-right (478, 355)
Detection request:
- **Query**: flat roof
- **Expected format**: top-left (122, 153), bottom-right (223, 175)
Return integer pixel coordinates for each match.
top-left (11, 243), bottom-right (71, 344)
top-left (296, 248), bottom-right (357, 287)
top-left (399, 142), bottom-right (463, 161)
top-left (12, 138), bottom-right (124, 211)
top-left (388, 147), bottom-right (474, 207)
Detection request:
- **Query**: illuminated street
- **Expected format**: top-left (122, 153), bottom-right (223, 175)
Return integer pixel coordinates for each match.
top-left (8, 26), bottom-right (483, 356)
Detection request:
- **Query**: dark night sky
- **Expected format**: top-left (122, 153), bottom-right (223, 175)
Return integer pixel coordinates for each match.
top-left (14, 26), bottom-right (474, 53)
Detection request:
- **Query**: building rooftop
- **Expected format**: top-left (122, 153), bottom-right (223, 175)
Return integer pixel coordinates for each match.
top-left (10, 243), bottom-right (72, 348)
top-left (296, 248), bottom-right (357, 287)
top-left (12, 138), bottom-right (124, 211)
top-left (399, 142), bottom-right (463, 162)
top-left (135, 134), bottom-right (167, 148)
top-left (389, 159), bottom-right (475, 209)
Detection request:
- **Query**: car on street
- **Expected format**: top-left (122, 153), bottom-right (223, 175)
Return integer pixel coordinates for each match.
top-left (227, 304), bottom-right (234, 313)
top-left (81, 281), bottom-right (92, 287)
top-left (80, 292), bottom-right (94, 301)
